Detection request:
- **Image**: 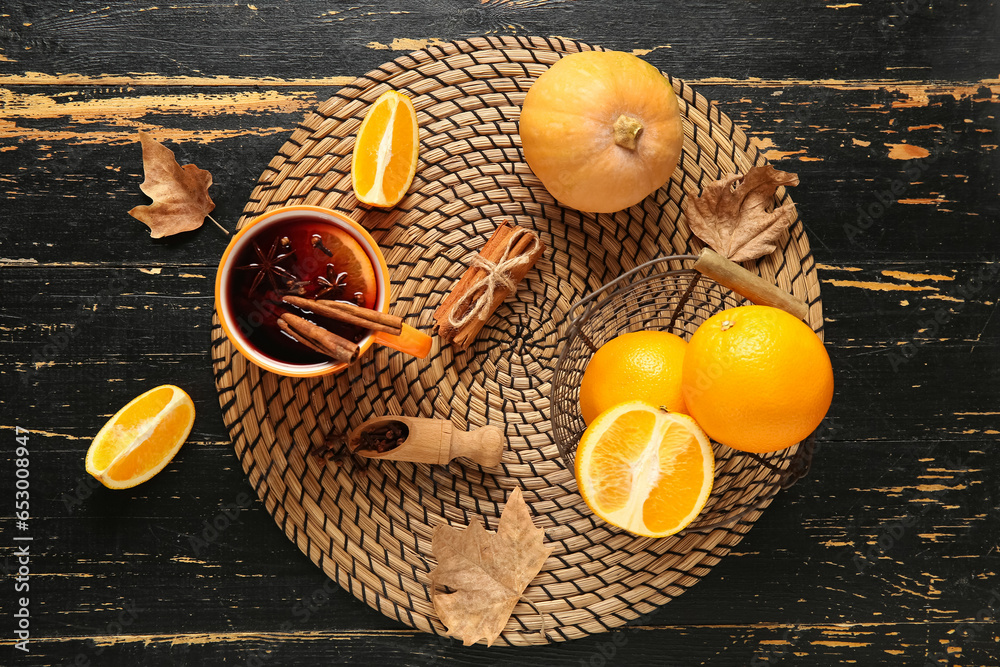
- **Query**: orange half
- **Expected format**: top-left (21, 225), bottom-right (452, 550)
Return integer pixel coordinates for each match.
top-left (351, 90), bottom-right (419, 207)
top-left (85, 385), bottom-right (195, 489)
top-left (575, 401), bottom-right (714, 538)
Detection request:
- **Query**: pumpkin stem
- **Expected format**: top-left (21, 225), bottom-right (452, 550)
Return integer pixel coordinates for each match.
top-left (613, 114), bottom-right (644, 150)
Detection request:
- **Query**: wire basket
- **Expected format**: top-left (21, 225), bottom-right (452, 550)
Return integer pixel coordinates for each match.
top-left (551, 254), bottom-right (815, 533)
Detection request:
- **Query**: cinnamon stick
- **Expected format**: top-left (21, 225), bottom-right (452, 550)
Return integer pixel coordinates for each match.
top-left (433, 221), bottom-right (515, 335)
top-left (276, 318), bottom-right (328, 357)
top-left (452, 230), bottom-right (544, 348)
top-left (277, 312), bottom-right (360, 363)
top-left (433, 221), bottom-right (544, 350)
top-left (282, 296), bottom-right (403, 335)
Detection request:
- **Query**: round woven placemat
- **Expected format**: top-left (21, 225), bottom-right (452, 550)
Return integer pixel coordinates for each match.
top-left (210, 35), bottom-right (823, 646)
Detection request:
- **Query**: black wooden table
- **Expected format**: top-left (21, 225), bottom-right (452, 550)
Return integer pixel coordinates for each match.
top-left (2, 2), bottom-right (998, 665)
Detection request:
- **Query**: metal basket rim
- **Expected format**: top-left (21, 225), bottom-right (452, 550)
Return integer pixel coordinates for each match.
top-left (563, 254), bottom-right (701, 336)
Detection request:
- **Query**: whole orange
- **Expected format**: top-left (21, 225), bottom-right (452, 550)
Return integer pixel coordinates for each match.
top-left (579, 330), bottom-right (688, 425)
top-left (681, 305), bottom-right (833, 453)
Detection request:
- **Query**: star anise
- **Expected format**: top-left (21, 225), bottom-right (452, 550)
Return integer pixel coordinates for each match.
top-left (236, 238), bottom-right (297, 295)
top-left (315, 264), bottom-right (348, 300)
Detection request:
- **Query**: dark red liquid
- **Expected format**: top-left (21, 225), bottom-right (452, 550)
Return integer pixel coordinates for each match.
top-left (225, 217), bottom-right (378, 365)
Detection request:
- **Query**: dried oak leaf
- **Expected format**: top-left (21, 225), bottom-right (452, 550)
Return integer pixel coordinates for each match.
top-left (128, 131), bottom-right (215, 238)
top-left (684, 165), bottom-right (800, 263)
top-left (429, 487), bottom-right (553, 646)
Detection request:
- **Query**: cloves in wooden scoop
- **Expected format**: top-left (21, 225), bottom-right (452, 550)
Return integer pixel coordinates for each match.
top-left (354, 420), bottom-right (409, 454)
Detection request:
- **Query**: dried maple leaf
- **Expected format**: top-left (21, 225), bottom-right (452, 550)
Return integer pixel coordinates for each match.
top-left (128, 131), bottom-right (216, 238)
top-left (429, 487), bottom-right (553, 646)
top-left (683, 165), bottom-right (800, 263)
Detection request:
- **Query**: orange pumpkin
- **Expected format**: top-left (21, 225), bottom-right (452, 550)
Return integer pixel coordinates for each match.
top-left (519, 50), bottom-right (684, 213)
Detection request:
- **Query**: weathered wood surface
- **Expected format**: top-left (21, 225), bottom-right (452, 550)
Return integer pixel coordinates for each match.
top-left (2, 1), bottom-right (998, 664)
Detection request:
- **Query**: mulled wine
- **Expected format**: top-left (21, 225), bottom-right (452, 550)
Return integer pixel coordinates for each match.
top-left (225, 217), bottom-right (378, 365)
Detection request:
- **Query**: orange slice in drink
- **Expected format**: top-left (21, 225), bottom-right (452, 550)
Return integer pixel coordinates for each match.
top-left (351, 89), bottom-right (419, 207)
top-left (85, 385), bottom-right (195, 489)
top-left (306, 224), bottom-right (378, 308)
top-left (575, 401), bottom-right (714, 538)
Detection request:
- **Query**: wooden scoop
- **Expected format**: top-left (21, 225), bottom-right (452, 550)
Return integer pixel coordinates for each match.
top-left (347, 416), bottom-right (505, 467)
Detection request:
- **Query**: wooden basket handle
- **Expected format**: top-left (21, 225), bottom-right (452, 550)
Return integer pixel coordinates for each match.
top-left (693, 248), bottom-right (809, 321)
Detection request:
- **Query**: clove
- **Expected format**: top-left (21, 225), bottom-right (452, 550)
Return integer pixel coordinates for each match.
top-left (313, 430), bottom-right (368, 473)
top-left (354, 420), bottom-right (409, 454)
top-left (311, 234), bottom-right (333, 257)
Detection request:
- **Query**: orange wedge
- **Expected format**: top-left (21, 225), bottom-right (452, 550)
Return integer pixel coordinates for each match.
top-left (351, 89), bottom-right (419, 207)
top-left (575, 401), bottom-right (714, 538)
top-left (85, 385), bottom-right (195, 489)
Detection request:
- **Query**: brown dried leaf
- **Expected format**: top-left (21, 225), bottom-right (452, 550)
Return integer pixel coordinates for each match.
top-left (128, 131), bottom-right (215, 238)
top-left (684, 165), bottom-right (800, 263)
top-left (429, 487), bottom-right (553, 646)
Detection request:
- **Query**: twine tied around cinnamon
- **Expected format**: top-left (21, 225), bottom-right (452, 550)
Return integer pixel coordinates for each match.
top-left (446, 227), bottom-right (542, 329)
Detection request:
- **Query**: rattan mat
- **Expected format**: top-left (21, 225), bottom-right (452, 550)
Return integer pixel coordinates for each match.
top-left (210, 35), bottom-right (824, 645)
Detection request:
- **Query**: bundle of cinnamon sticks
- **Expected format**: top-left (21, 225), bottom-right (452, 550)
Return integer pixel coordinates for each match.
top-left (279, 297), bottom-right (403, 363)
top-left (433, 221), bottom-right (545, 350)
